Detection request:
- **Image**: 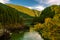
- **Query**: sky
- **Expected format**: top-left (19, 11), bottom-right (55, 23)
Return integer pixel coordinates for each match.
top-left (0, 0), bottom-right (60, 11)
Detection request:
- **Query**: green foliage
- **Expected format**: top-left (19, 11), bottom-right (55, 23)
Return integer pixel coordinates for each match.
top-left (10, 32), bottom-right (25, 40)
top-left (33, 15), bottom-right (60, 40)
top-left (32, 5), bottom-right (60, 40)
top-left (39, 5), bottom-right (60, 23)
top-left (30, 10), bottom-right (41, 25)
top-left (33, 17), bottom-right (60, 40)
top-left (0, 3), bottom-right (31, 31)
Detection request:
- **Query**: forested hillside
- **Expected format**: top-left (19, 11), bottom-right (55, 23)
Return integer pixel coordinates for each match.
top-left (39, 5), bottom-right (60, 23)
top-left (6, 4), bottom-right (41, 26)
top-left (0, 3), bottom-right (34, 32)
top-left (34, 5), bottom-right (60, 40)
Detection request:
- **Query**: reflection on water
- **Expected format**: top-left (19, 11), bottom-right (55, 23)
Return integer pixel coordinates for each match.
top-left (22, 31), bottom-right (44, 40)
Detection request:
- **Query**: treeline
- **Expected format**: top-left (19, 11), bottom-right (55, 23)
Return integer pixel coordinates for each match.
top-left (0, 3), bottom-right (33, 31)
top-left (0, 3), bottom-right (32, 40)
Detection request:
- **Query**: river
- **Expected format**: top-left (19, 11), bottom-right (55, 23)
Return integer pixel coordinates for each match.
top-left (21, 31), bottom-right (44, 40)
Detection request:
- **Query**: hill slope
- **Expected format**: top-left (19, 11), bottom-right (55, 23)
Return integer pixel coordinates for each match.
top-left (6, 4), bottom-right (37, 17)
top-left (39, 5), bottom-right (60, 23)
top-left (0, 3), bottom-right (34, 29)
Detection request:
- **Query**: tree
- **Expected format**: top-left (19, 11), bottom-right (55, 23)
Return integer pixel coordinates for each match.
top-left (31, 10), bottom-right (41, 25)
top-left (39, 5), bottom-right (60, 23)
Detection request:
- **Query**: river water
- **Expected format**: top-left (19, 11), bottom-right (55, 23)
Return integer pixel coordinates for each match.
top-left (22, 31), bottom-right (44, 40)
top-left (11, 31), bottom-right (44, 40)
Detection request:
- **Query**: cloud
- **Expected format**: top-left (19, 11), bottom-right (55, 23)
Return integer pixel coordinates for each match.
top-left (27, 6), bottom-right (33, 9)
top-left (26, 5), bottom-right (45, 11)
top-left (33, 6), bottom-right (45, 11)
top-left (0, 0), bottom-right (10, 4)
top-left (32, 0), bottom-right (60, 11)
top-left (35, 0), bottom-right (60, 5)
top-left (47, 0), bottom-right (60, 5)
